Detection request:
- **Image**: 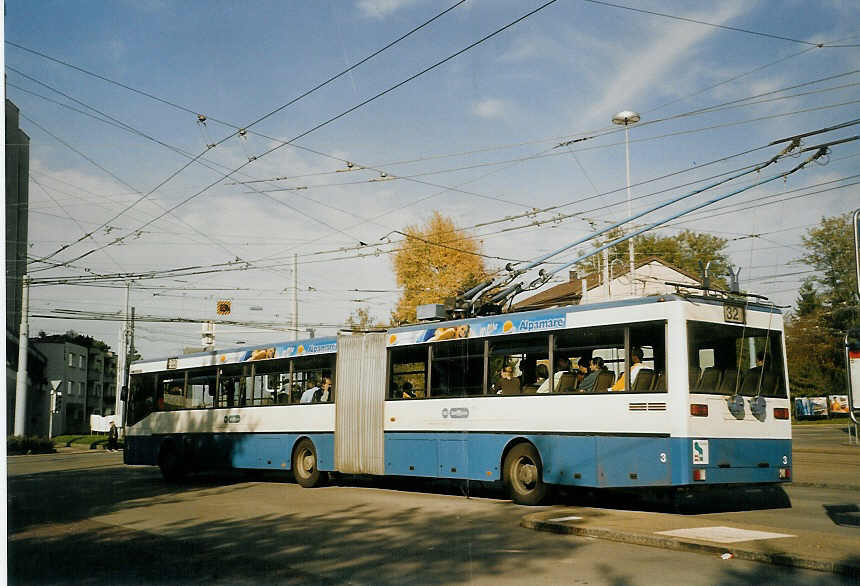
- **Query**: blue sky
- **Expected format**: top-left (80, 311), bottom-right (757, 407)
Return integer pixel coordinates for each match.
top-left (5, 0), bottom-right (860, 357)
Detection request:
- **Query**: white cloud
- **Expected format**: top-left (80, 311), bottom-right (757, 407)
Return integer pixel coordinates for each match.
top-left (581, 2), bottom-right (750, 125)
top-left (357, 0), bottom-right (419, 19)
top-left (472, 98), bottom-right (510, 119)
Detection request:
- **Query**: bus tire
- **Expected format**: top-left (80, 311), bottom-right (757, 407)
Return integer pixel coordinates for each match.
top-left (503, 442), bottom-right (546, 505)
top-left (158, 443), bottom-right (186, 483)
top-left (293, 439), bottom-right (322, 488)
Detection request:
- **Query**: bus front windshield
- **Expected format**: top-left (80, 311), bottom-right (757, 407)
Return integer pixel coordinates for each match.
top-left (688, 321), bottom-right (786, 398)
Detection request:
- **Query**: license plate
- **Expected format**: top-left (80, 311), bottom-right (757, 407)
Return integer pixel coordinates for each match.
top-left (724, 304), bottom-right (745, 324)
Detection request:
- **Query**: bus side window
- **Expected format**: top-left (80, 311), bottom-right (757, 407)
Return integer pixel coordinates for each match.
top-left (128, 373), bottom-right (156, 425)
top-left (429, 339), bottom-right (484, 397)
top-left (188, 371), bottom-right (215, 408)
top-left (390, 345), bottom-right (427, 399)
top-left (489, 334), bottom-right (549, 395)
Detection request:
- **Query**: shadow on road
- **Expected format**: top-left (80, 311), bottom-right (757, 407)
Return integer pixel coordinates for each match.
top-left (9, 467), bottom-right (852, 585)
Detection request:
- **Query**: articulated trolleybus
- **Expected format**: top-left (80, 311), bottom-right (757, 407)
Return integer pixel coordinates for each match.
top-left (125, 292), bottom-right (791, 504)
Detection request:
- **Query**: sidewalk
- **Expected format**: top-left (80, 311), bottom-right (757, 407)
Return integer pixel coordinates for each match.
top-left (522, 442), bottom-right (860, 577)
top-left (522, 506), bottom-right (860, 577)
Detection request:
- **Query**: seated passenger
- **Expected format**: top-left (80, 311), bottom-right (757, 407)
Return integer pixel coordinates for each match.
top-left (494, 366), bottom-right (522, 395)
top-left (575, 357), bottom-right (589, 386)
top-left (611, 347), bottom-right (645, 391)
top-left (537, 358), bottom-right (570, 393)
top-left (401, 381), bottom-right (417, 399)
top-left (579, 357), bottom-right (606, 392)
top-left (530, 364), bottom-right (549, 393)
top-left (300, 379), bottom-right (319, 403)
top-left (319, 376), bottom-right (333, 402)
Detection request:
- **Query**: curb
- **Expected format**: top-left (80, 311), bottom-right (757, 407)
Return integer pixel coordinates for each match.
top-left (521, 514), bottom-right (860, 578)
top-left (790, 481), bottom-right (860, 491)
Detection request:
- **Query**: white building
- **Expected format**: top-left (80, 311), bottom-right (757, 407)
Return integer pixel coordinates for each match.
top-left (514, 256), bottom-right (700, 311)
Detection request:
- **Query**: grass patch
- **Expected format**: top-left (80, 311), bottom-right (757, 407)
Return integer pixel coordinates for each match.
top-left (52, 435), bottom-right (123, 450)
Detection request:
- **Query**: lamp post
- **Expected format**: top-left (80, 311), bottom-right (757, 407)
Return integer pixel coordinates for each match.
top-left (612, 110), bottom-right (641, 297)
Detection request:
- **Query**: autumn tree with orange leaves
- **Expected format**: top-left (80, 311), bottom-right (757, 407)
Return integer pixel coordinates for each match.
top-left (391, 212), bottom-right (488, 324)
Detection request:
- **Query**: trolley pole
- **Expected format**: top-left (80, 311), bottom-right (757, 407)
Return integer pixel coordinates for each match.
top-left (13, 275), bottom-right (30, 436)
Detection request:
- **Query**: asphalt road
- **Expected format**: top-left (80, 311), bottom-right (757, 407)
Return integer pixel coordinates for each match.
top-left (6, 424), bottom-right (859, 585)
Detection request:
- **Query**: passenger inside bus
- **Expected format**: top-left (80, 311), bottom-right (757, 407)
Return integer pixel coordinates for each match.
top-left (300, 378), bottom-right (319, 403)
top-left (493, 365), bottom-right (522, 395)
top-left (579, 356), bottom-right (604, 392)
top-left (319, 376), bottom-right (333, 402)
top-left (527, 364), bottom-right (549, 393)
top-left (537, 357), bottom-right (570, 393)
top-left (611, 347), bottom-right (645, 391)
top-left (400, 381), bottom-right (416, 398)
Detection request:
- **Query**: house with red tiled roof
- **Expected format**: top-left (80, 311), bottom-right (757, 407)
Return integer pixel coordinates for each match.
top-left (513, 256), bottom-right (700, 311)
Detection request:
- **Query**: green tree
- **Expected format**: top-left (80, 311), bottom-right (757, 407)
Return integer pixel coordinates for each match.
top-left (575, 228), bottom-right (731, 288)
top-left (795, 280), bottom-right (821, 316)
top-left (785, 213), bottom-right (859, 397)
top-left (391, 212), bottom-right (488, 324)
top-left (797, 213), bottom-right (857, 307)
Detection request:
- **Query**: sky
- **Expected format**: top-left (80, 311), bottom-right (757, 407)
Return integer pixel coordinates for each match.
top-left (5, 0), bottom-right (860, 360)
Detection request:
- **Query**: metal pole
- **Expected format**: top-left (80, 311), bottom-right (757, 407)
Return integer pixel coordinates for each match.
top-left (293, 253), bottom-right (299, 341)
top-left (125, 307), bottom-right (135, 395)
top-left (14, 275), bottom-right (30, 436)
top-left (625, 125), bottom-right (635, 296)
top-left (48, 391), bottom-right (54, 439)
top-left (114, 281), bottom-right (131, 432)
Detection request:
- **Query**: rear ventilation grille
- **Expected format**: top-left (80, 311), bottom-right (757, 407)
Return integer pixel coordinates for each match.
top-left (628, 402), bottom-right (667, 411)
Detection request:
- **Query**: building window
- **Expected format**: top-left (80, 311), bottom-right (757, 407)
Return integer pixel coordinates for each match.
top-left (68, 353), bottom-right (74, 367)
top-left (79, 355), bottom-right (84, 369)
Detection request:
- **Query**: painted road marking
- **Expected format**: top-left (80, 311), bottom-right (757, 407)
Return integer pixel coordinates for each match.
top-left (547, 515), bottom-right (583, 522)
top-left (655, 526), bottom-right (795, 543)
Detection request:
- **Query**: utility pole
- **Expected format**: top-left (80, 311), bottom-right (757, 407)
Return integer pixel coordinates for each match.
top-left (125, 307), bottom-right (135, 397)
top-left (293, 253), bottom-right (299, 341)
top-left (13, 275), bottom-right (30, 436)
top-left (114, 281), bottom-right (131, 430)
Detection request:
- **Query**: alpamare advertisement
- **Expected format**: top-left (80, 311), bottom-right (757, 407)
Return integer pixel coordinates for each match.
top-left (216, 337), bottom-right (338, 364)
top-left (387, 312), bottom-right (568, 347)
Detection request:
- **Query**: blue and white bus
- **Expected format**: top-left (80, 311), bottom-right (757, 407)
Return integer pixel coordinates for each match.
top-left (124, 293), bottom-right (791, 504)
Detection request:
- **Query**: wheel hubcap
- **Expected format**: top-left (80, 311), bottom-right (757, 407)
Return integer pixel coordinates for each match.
top-left (515, 457), bottom-right (537, 490)
top-left (300, 450), bottom-right (315, 474)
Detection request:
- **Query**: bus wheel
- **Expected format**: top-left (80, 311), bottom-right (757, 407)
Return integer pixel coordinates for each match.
top-left (293, 439), bottom-right (321, 488)
top-left (503, 443), bottom-right (546, 505)
top-left (158, 443), bottom-right (186, 483)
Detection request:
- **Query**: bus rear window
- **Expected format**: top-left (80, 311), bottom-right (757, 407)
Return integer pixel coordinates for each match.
top-left (687, 322), bottom-right (786, 398)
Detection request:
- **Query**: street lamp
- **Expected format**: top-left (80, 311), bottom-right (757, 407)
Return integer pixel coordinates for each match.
top-left (612, 110), bottom-right (641, 297)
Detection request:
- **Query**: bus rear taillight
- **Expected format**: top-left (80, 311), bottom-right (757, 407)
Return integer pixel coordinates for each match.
top-left (779, 467), bottom-right (791, 480)
top-left (693, 469), bottom-right (707, 481)
top-left (690, 404), bottom-right (709, 417)
top-left (773, 408), bottom-right (789, 420)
